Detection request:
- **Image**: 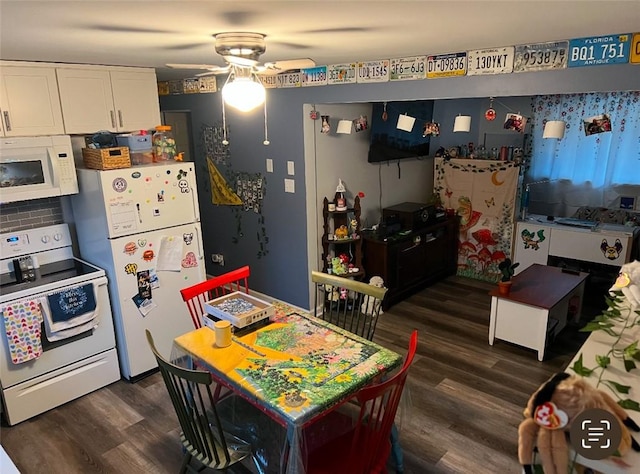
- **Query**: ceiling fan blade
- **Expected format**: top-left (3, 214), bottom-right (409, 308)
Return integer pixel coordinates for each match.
top-left (166, 63), bottom-right (219, 70)
top-left (195, 70), bottom-right (226, 77)
top-left (259, 58), bottom-right (316, 75)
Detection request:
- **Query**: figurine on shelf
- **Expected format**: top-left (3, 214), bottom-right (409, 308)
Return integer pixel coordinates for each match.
top-left (335, 179), bottom-right (347, 211)
top-left (331, 257), bottom-right (347, 275)
top-left (334, 225), bottom-right (349, 239)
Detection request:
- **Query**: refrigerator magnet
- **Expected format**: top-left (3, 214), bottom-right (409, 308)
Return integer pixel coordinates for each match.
top-left (137, 270), bottom-right (152, 299)
top-left (142, 249), bottom-right (155, 261)
top-left (124, 241), bottom-right (138, 255)
top-left (124, 262), bottom-right (138, 275)
top-left (181, 252), bottom-right (198, 268)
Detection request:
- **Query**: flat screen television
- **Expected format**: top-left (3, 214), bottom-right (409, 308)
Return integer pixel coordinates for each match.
top-left (368, 100), bottom-right (434, 163)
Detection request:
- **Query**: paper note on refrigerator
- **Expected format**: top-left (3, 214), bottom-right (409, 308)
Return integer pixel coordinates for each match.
top-left (156, 236), bottom-right (182, 271)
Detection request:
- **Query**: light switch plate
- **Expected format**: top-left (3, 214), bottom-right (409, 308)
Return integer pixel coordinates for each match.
top-left (266, 158), bottom-right (273, 173)
top-left (284, 179), bottom-right (295, 193)
top-left (287, 161), bottom-right (295, 176)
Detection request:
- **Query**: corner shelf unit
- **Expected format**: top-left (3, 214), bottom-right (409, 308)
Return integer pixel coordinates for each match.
top-left (321, 195), bottom-right (364, 279)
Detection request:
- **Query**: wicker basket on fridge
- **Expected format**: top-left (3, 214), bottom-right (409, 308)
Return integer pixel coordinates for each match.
top-left (82, 147), bottom-right (131, 170)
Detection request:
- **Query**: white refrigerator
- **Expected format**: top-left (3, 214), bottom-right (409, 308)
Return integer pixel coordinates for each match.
top-left (71, 161), bottom-right (205, 379)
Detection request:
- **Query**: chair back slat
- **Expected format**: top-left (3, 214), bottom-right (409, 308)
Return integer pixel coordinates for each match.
top-left (145, 330), bottom-right (250, 469)
top-left (311, 271), bottom-right (387, 341)
top-left (180, 266), bottom-right (250, 329)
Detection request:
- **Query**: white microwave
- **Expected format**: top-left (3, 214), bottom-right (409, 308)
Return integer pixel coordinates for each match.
top-left (0, 135), bottom-right (79, 204)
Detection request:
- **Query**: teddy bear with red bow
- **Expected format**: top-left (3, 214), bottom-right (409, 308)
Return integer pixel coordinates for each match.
top-left (518, 372), bottom-right (640, 474)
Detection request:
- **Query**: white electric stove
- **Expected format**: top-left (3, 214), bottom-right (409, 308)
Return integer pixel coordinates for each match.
top-left (0, 224), bottom-right (120, 425)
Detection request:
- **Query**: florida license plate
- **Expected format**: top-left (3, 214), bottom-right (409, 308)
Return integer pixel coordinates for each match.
top-left (568, 34), bottom-right (632, 67)
top-left (426, 52), bottom-right (467, 78)
top-left (327, 63), bottom-right (357, 85)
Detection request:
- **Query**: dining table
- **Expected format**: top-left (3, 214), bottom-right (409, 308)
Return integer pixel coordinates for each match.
top-left (171, 299), bottom-right (403, 474)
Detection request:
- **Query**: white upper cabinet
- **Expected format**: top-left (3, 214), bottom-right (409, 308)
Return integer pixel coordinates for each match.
top-left (110, 70), bottom-right (161, 132)
top-left (57, 67), bottom-right (161, 134)
top-left (0, 66), bottom-right (65, 136)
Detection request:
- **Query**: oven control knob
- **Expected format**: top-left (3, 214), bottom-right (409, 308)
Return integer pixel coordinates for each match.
top-left (41, 235), bottom-right (50, 244)
top-left (53, 233), bottom-right (62, 241)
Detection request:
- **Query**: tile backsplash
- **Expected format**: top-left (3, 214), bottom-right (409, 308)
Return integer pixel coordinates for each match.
top-left (0, 197), bottom-right (63, 233)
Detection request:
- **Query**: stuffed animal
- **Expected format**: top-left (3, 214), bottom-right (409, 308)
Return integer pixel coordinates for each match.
top-left (518, 372), bottom-right (640, 474)
top-left (361, 276), bottom-right (385, 316)
top-left (610, 260), bottom-right (640, 309)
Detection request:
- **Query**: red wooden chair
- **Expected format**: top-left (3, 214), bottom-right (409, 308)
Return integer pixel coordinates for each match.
top-left (180, 265), bottom-right (250, 329)
top-left (305, 330), bottom-right (418, 474)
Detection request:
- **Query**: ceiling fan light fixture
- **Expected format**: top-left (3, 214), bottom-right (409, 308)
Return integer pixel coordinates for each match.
top-left (222, 74), bottom-right (266, 112)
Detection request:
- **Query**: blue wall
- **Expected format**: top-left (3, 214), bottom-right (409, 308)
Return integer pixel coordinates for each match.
top-left (160, 64), bottom-right (639, 308)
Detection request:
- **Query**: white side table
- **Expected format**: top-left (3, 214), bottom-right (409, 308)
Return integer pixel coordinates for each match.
top-left (488, 264), bottom-right (588, 361)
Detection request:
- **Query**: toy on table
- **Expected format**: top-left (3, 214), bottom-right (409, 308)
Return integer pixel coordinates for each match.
top-left (518, 372), bottom-right (640, 474)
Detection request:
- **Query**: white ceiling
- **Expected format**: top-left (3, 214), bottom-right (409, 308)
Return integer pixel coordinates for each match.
top-left (1, 1), bottom-right (639, 81)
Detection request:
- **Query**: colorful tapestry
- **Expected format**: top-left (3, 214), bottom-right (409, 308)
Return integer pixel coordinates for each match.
top-left (435, 158), bottom-right (520, 282)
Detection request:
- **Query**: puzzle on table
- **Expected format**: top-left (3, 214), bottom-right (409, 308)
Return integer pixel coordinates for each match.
top-left (236, 313), bottom-right (380, 408)
top-left (204, 291), bottom-right (275, 328)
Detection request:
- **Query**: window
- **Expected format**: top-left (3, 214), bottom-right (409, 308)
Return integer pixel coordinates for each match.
top-left (529, 91), bottom-right (640, 187)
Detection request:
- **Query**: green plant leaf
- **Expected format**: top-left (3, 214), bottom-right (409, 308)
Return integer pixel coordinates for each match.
top-left (570, 354), bottom-right (593, 377)
top-left (580, 322), bottom-right (614, 332)
top-left (618, 399), bottom-right (640, 411)
top-left (624, 358), bottom-right (637, 372)
top-left (604, 380), bottom-right (631, 394)
top-left (602, 328), bottom-right (620, 337)
top-left (596, 355), bottom-right (611, 368)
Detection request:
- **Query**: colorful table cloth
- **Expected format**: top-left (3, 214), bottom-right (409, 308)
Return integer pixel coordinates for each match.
top-left (172, 300), bottom-right (402, 473)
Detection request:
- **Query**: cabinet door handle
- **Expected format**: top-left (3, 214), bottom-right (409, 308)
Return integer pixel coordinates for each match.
top-left (3, 111), bottom-right (11, 131)
top-left (110, 110), bottom-right (116, 128)
top-left (118, 110), bottom-right (123, 128)
top-left (401, 243), bottom-right (420, 253)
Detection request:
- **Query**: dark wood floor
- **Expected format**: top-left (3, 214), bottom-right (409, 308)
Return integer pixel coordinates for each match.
top-left (1, 275), bottom-right (594, 473)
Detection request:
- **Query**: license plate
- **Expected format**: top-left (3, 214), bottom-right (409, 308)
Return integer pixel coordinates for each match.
top-left (357, 60), bottom-right (390, 83)
top-left (513, 41), bottom-right (568, 72)
top-left (390, 56), bottom-right (426, 81)
top-left (258, 75), bottom-right (278, 89)
top-left (426, 52), bottom-right (467, 78)
top-left (276, 72), bottom-right (301, 88)
top-left (327, 63), bottom-right (357, 84)
top-left (197, 76), bottom-right (217, 93)
top-left (467, 46), bottom-right (514, 75)
top-left (568, 34), bottom-right (631, 67)
top-left (301, 66), bottom-right (328, 87)
top-left (632, 33), bottom-right (640, 64)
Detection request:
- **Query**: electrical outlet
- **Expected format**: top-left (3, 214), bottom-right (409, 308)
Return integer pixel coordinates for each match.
top-left (211, 254), bottom-right (224, 266)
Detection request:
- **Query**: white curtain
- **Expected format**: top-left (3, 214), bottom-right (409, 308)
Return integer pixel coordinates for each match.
top-left (527, 91), bottom-right (640, 216)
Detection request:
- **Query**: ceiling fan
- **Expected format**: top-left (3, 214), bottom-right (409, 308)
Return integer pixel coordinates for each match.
top-left (166, 32), bottom-right (315, 77)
